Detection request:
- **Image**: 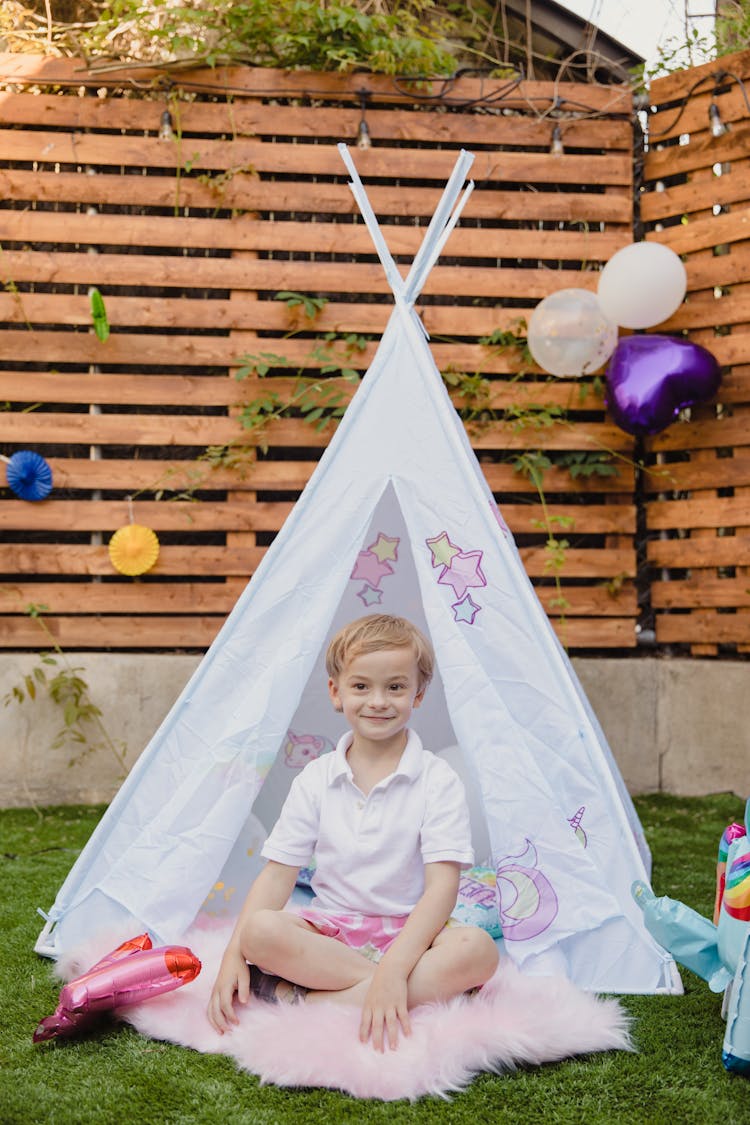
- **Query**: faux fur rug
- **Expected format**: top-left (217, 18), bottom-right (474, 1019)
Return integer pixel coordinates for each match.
top-left (56, 924), bottom-right (632, 1101)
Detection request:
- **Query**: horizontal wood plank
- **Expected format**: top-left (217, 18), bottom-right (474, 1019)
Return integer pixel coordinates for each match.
top-left (0, 170), bottom-right (633, 222)
top-left (0, 92), bottom-right (632, 149)
top-left (655, 610), bottom-right (750, 645)
top-left (647, 417), bottom-right (750, 453)
top-left (0, 53), bottom-right (634, 112)
top-left (645, 496), bottom-right (750, 531)
top-left (0, 369), bottom-right (613, 414)
top-left (651, 577), bottom-right (750, 609)
top-left (0, 580), bottom-right (635, 616)
top-left (30, 456), bottom-right (631, 496)
top-left (641, 173), bottom-right (750, 223)
top-left (0, 542), bottom-right (634, 579)
top-left (0, 250), bottom-right (604, 299)
top-left (0, 211), bottom-right (624, 263)
top-left (0, 411), bottom-right (634, 452)
top-left (0, 498), bottom-right (636, 535)
top-left (648, 84), bottom-right (750, 142)
top-left (0, 130), bottom-right (633, 186)
top-left (648, 47), bottom-right (750, 105)
top-left (646, 535), bottom-right (750, 568)
top-left (0, 612), bottom-right (636, 649)
top-left (643, 455), bottom-right (750, 492)
top-left (648, 205), bottom-right (750, 256)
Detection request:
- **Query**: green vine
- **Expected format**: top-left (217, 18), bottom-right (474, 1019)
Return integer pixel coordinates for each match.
top-left (3, 601), bottom-right (129, 774)
top-left (205, 297), bottom-right (366, 465)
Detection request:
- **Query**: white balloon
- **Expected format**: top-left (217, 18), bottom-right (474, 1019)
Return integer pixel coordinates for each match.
top-left (527, 288), bottom-right (618, 377)
top-left (597, 242), bottom-right (687, 329)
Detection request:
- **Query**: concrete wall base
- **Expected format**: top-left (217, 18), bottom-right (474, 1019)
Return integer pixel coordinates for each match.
top-left (1, 654), bottom-right (747, 807)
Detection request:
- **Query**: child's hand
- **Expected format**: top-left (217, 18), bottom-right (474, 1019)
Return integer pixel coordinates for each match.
top-left (207, 949), bottom-right (250, 1034)
top-left (359, 965), bottom-right (411, 1052)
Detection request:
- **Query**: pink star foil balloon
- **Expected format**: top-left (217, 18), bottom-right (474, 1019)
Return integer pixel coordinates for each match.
top-left (33, 934), bottom-right (201, 1043)
top-left (605, 334), bottom-right (721, 437)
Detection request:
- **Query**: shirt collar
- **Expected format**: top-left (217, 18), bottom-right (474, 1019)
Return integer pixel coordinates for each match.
top-left (329, 728), bottom-right (424, 784)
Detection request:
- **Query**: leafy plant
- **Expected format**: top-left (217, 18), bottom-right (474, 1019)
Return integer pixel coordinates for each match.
top-left (478, 319), bottom-right (532, 367)
top-left (89, 287), bottom-right (110, 342)
top-left (207, 328), bottom-right (365, 462)
top-left (505, 401), bottom-right (566, 432)
top-left (275, 291), bottom-right (329, 320)
top-left (441, 367), bottom-right (492, 426)
top-left (3, 602), bottom-right (128, 773)
top-left (556, 451), bottom-right (619, 480)
top-left (80, 0), bottom-right (458, 75)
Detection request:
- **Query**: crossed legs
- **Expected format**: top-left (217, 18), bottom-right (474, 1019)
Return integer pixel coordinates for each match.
top-left (239, 909), bottom-right (499, 1008)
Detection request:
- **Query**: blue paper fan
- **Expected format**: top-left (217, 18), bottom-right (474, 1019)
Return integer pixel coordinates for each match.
top-left (5, 450), bottom-right (53, 501)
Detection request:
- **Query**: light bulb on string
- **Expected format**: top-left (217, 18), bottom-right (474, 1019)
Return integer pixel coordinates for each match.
top-left (159, 109), bottom-right (175, 141)
top-left (708, 102), bottom-right (728, 138)
top-left (356, 90), bottom-right (372, 150)
top-left (550, 124), bottom-right (564, 156)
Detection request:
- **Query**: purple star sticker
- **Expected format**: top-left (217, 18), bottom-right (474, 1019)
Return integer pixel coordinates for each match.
top-left (488, 500), bottom-right (509, 536)
top-left (437, 550), bottom-right (486, 600)
top-left (452, 594), bottom-right (481, 625)
top-left (350, 550), bottom-right (394, 588)
top-left (357, 584), bottom-right (383, 607)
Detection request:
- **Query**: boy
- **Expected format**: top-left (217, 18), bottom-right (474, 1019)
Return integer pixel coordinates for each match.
top-left (207, 614), bottom-right (498, 1051)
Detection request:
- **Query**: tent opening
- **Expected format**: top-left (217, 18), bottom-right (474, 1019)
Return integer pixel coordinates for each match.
top-left (197, 482), bottom-right (492, 926)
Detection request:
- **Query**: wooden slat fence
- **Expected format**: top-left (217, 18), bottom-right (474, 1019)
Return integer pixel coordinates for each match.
top-left (642, 46), bottom-right (750, 654)
top-left (0, 54), bottom-right (639, 651)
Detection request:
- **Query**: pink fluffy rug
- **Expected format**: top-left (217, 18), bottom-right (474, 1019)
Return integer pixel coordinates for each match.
top-left (56, 923), bottom-right (632, 1101)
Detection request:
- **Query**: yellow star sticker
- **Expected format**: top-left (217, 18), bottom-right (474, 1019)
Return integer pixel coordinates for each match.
top-left (368, 533), bottom-right (400, 563)
top-left (426, 532), bottom-right (461, 569)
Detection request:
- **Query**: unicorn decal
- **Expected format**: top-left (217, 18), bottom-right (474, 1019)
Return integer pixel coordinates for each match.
top-left (283, 731), bottom-right (334, 769)
top-left (495, 839), bottom-right (559, 942)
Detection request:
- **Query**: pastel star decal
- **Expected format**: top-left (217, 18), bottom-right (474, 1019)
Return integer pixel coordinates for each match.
top-left (350, 549), bottom-right (393, 588)
top-left (489, 501), bottom-right (509, 536)
top-left (357, 584), bottom-right (383, 607)
top-left (425, 532), bottom-right (461, 569)
top-left (452, 594), bottom-right (481, 625)
top-left (368, 533), bottom-right (400, 563)
top-left (437, 550), bottom-right (487, 600)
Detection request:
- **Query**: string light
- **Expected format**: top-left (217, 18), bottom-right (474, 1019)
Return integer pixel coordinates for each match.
top-left (550, 123), bottom-right (564, 155)
top-left (158, 109), bottom-right (175, 141)
top-left (356, 90), bottom-right (372, 150)
top-left (708, 101), bottom-right (728, 138)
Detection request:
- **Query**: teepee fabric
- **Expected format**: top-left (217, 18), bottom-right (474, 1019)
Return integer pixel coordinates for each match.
top-left (36, 147), bottom-right (678, 995)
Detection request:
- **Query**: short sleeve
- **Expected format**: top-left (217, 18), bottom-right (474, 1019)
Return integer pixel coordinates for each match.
top-left (261, 765), bottom-right (321, 867)
top-left (420, 757), bottom-right (474, 868)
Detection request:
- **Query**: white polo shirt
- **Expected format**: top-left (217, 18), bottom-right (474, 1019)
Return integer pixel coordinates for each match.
top-left (261, 728), bottom-right (474, 916)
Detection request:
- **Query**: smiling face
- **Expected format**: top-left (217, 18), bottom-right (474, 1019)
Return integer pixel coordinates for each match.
top-left (328, 645), bottom-right (425, 754)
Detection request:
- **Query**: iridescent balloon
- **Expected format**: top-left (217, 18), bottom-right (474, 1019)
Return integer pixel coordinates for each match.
top-left (527, 288), bottom-right (618, 377)
top-left (605, 334), bottom-right (721, 436)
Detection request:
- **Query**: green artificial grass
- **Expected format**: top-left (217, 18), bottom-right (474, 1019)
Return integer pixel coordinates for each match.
top-left (2, 795), bottom-right (749, 1124)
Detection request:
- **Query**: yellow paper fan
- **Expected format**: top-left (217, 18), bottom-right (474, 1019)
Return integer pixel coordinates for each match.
top-left (108, 524), bottom-right (160, 576)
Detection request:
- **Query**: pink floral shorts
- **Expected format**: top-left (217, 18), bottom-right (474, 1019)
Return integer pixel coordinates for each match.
top-left (293, 906), bottom-right (409, 962)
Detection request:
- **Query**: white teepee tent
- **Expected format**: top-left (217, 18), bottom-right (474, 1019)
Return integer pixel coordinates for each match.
top-left (36, 147), bottom-right (679, 994)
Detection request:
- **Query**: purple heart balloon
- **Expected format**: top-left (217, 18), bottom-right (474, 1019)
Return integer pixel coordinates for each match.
top-left (605, 334), bottom-right (722, 436)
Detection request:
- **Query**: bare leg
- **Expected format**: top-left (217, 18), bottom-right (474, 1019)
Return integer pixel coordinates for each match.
top-left (241, 911), bottom-right (498, 1009)
top-left (309, 925), bottom-right (499, 1010)
top-left (240, 909), bottom-right (374, 993)
top-left (404, 926), bottom-right (499, 1006)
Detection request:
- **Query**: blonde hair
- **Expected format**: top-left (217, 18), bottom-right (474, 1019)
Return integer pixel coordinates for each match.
top-left (326, 614), bottom-right (434, 692)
